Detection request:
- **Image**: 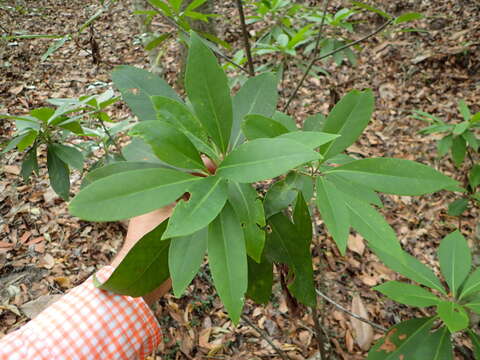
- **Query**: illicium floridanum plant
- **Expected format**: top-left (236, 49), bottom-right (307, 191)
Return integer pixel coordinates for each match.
top-left (69, 32), bottom-right (456, 324)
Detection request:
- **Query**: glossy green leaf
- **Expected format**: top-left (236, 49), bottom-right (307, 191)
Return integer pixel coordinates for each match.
top-left (112, 65), bottom-right (180, 121)
top-left (447, 198), bottom-right (469, 216)
top-left (320, 89), bottom-right (374, 160)
top-left (208, 203), bottom-right (248, 323)
top-left (453, 121), bottom-right (469, 135)
top-left (316, 177), bottom-right (350, 255)
top-left (462, 131), bottom-right (479, 151)
top-left (375, 281), bottom-right (441, 307)
top-left (326, 158), bottom-right (458, 196)
top-left (81, 162), bottom-right (166, 189)
top-left (21, 145), bottom-right (39, 181)
top-left (394, 12), bottom-right (423, 24)
top-left (439, 230), bottom-right (471, 297)
top-left (468, 330), bottom-right (480, 359)
top-left (227, 182), bottom-right (265, 262)
top-left (263, 173), bottom-right (305, 218)
top-left (217, 138), bottom-right (319, 183)
top-left (451, 135), bottom-right (467, 167)
top-left (16, 130), bottom-right (38, 151)
top-left (169, 227), bottom-right (208, 297)
top-left (95, 222), bottom-right (170, 296)
top-left (50, 144), bottom-right (84, 171)
top-left (163, 176), bottom-right (228, 239)
top-left (70, 168), bottom-right (201, 221)
top-left (230, 73), bottom-right (278, 149)
top-left (185, 32), bottom-right (232, 153)
top-left (466, 300), bottom-right (480, 314)
top-left (242, 114), bottom-right (289, 140)
top-left (130, 120), bottom-right (204, 170)
top-left (246, 256), bottom-right (273, 304)
top-left (437, 135), bottom-right (453, 157)
top-left (265, 213), bottom-right (316, 306)
top-left (326, 173), bottom-right (382, 207)
top-left (277, 131), bottom-right (339, 149)
top-left (272, 111), bottom-right (297, 132)
top-left (368, 317), bottom-right (439, 359)
top-left (437, 301), bottom-right (469, 332)
top-left (458, 99), bottom-right (472, 121)
top-left (47, 145), bottom-right (70, 200)
top-left (459, 268), bottom-right (480, 300)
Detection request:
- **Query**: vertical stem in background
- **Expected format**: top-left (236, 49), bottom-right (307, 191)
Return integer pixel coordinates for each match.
top-left (283, 0), bottom-right (331, 112)
top-left (235, 0), bottom-right (255, 77)
top-left (312, 306), bottom-right (328, 360)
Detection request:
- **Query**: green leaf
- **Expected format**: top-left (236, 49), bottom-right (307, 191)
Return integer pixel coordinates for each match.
top-left (451, 135), bottom-right (467, 167)
top-left (242, 114), bottom-right (289, 140)
top-left (111, 65), bottom-right (180, 121)
top-left (316, 177), bottom-right (350, 255)
top-left (69, 168), bottom-right (201, 221)
top-left (217, 138), bottom-right (320, 183)
top-left (345, 194), bottom-right (446, 293)
top-left (469, 164), bottom-right (480, 189)
top-left (122, 138), bottom-right (164, 163)
top-left (375, 281), bottom-right (441, 307)
top-left (264, 173), bottom-right (304, 218)
top-left (246, 255), bottom-right (273, 304)
top-left (293, 192), bottom-right (313, 247)
top-left (185, 32), bottom-right (232, 153)
top-left (265, 213), bottom-right (316, 306)
top-left (163, 176), bottom-right (228, 239)
top-left (320, 89), bottom-right (374, 160)
top-left (437, 135), bottom-right (453, 157)
top-left (227, 182), bottom-right (265, 262)
top-left (169, 227), bottom-right (208, 297)
top-left (351, 1), bottom-right (392, 19)
top-left (208, 203), bottom-right (248, 323)
top-left (453, 121), bottom-right (469, 135)
top-left (325, 173), bottom-right (383, 207)
top-left (458, 99), bottom-right (472, 121)
top-left (326, 158), bottom-right (458, 196)
top-left (96, 222), bottom-right (170, 296)
top-left (394, 12), bottom-right (424, 24)
top-left (81, 162), bottom-right (166, 189)
top-left (438, 230), bottom-right (471, 297)
top-left (47, 145), bottom-right (70, 200)
top-left (459, 268), bottom-right (480, 300)
top-left (272, 111), bottom-right (297, 132)
top-left (230, 73), bottom-right (278, 149)
top-left (367, 318), bottom-right (453, 360)
top-left (16, 130), bottom-right (38, 151)
top-left (468, 330), bottom-right (480, 359)
top-left (447, 198), bottom-right (469, 216)
top-left (130, 120), bottom-right (204, 170)
top-left (463, 131), bottom-right (479, 151)
top-left (437, 301), bottom-right (469, 332)
top-left (50, 144), bottom-right (84, 171)
top-left (150, 96), bottom-right (214, 158)
top-left (277, 131), bottom-right (339, 149)
top-left (465, 300), bottom-right (480, 314)
top-left (303, 113), bottom-right (326, 132)
top-left (20, 145), bottom-right (39, 181)
top-left (145, 33), bottom-right (171, 51)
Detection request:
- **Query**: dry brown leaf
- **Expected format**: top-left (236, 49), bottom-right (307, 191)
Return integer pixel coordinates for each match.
top-left (39, 254), bottom-right (55, 269)
top-left (350, 295), bottom-right (374, 351)
top-left (3, 165), bottom-right (20, 175)
top-left (347, 234), bottom-right (365, 255)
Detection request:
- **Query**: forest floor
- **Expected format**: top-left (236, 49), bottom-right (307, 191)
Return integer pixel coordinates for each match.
top-left (1, 0), bottom-right (480, 359)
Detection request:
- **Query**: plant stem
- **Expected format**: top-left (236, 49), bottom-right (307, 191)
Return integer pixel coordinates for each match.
top-left (315, 289), bottom-right (387, 332)
top-left (311, 306), bottom-right (328, 360)
top-left (96, 115), bottom-right (122, 154)
top-left (284, 17), bottom-right (393, 112)
top-left (241, 314), bottom-right (291, 360)
top-left (235, 0), bottom-right (255, 76)
top-left (283, 0), bottom-right (331, 112)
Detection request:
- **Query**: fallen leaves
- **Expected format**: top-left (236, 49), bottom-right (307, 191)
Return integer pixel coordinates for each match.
top-left (350, 295), bottom-right (374, 351)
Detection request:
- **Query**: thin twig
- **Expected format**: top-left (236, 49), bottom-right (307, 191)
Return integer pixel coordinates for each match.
top-left (235, 0), bottom-right (255, 76)
top-left (96, 116), bottom-right (122, 154)
top-left (315, 289), bottom-right (387, 332)
top-left (147, 3), bottom-right (250, 74)
top-left (284, 18), bottom-right (393, 112)
top-left (241, 314), bottom-right (291, 360)
top-left (283, 0), bottom-right (331, 112)
top-left (311, 306), bottom-right (328, 360)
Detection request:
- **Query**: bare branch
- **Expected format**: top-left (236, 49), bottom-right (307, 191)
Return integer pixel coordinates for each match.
top-left (235, 0), bottom-right (255, 76)
top-left (315, 289), bottom-right (387, 332)
top-left (241, 314), bottom-right (291, 360)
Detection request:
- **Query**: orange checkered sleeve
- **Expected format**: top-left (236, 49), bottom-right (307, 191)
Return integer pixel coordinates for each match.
top-left (0, 266), bottom-right (162, 359)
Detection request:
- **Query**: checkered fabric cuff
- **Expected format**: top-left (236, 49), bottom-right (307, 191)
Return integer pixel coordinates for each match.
top-left (0, 266), bottom-right (162, 359)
